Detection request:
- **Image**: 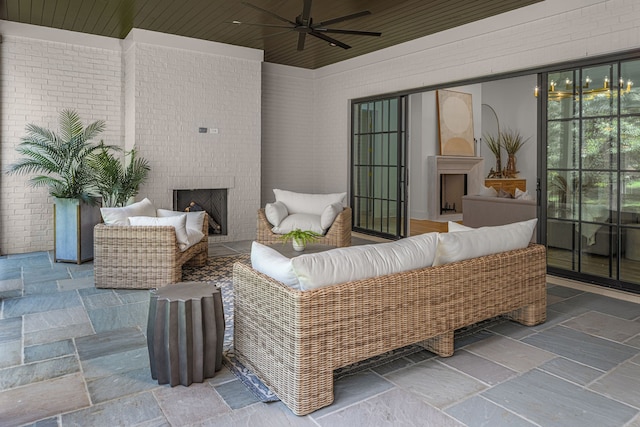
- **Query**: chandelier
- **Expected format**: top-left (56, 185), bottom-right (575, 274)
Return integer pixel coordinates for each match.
top-left (535, 76), bottom-right (633, 100)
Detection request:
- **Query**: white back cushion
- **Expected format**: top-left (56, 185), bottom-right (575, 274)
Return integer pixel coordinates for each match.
top-left (157, 208), bottom-right (206, 232)
top-left (273, 189), bottom-right (346, 215)
top-left (433, 219), bottom-right (538, 266)
top-left (128, 214), bottom-right (191, 251)
top-left (250, 242), bottom-right (300, 289)
top-left (100, 198), bottom-right (156, 225)
top-left (291, 232), bottom-right (439, 290)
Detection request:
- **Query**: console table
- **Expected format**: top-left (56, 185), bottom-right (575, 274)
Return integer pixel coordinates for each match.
top-left (484, 178), bottom-right (526, 196)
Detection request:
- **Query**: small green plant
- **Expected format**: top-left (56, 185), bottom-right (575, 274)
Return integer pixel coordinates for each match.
top-left (279, 229), bottom-right (322, 246)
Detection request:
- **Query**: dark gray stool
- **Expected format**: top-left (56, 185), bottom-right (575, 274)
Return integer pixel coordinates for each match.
top-left (147, 281), bottom-right (225, 386)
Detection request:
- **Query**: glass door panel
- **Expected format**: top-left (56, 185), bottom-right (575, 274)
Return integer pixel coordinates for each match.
top-left (544, 58), bottom-right (640, 293)
top-left (351, 96), bottom-right (407, 238)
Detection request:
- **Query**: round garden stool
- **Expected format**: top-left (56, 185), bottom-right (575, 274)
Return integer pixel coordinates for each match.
top-left (147, 281), bottom-right (225, 386)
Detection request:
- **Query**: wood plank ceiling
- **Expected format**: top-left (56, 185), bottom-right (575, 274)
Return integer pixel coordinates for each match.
top-left (1, 0), bottom-right (542, 69)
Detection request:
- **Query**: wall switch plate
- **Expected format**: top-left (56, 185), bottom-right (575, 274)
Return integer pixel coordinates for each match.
top-left (210, 128), bottom-right (219, 134)
top-left (199, 127), bottom-right (208, 133)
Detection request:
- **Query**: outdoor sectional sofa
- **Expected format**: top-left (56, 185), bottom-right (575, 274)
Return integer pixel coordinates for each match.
top-left (233, 222), bottom-right (547, 415)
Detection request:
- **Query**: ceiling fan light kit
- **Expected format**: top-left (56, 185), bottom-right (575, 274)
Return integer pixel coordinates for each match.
top-left (234, 0), bottom-right (381, 51)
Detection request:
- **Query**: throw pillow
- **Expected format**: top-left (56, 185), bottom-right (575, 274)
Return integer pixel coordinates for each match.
top-left (100, 198), bottom-right (156, 225)
top-left (272, 213), bottom-right (324, 234)
top-left (432, 218), bottom-right (538, 266)
top-left (128, 214), bottom-right (190, 251)
top-left (157, 208), bottom-right (207, 232)
top-left (264, 201), bottom-right (289, 227)
top-left (447, 221), bottom-right (472, 232)
top-left (320, 202), bottom-right (343, 231)
top-left (477, 185), bottom-right (498, 197)
top-left (250, 242), bottom-right (300, 289)
top-left (290, 232), bottom-right (439, 291)
top-left (515, 188), bottom-right (535, 201)
top-left (497, 189), bottom-right (514, 199)
top-left (273, 189), bottom-right (346, 215)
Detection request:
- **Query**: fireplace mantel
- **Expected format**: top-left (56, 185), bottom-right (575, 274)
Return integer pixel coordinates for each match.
top-left (427, 156), bottom-right (484, 222)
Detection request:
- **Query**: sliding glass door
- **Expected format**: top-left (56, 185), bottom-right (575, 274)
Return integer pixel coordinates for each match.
top-left (543, 59), bottom-right (640, 292)
top-left (351, 96), bottom-right (407, 238)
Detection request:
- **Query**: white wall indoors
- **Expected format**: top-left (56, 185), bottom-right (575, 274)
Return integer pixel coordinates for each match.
top-left (261, 0), bottom-right (639, 208)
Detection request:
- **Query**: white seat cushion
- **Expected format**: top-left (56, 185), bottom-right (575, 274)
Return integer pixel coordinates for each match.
top-left (128, 214), bottom-right (196, 251)
top-left (250, 242), bottom-right (300, 289)
top-left (272, 213), bottom-right (324, 235)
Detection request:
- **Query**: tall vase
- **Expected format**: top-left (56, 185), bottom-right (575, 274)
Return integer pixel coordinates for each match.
top-left (495, 156), bottom-right (502, 178)
top-left (506, 154), bottom-right (517, 178)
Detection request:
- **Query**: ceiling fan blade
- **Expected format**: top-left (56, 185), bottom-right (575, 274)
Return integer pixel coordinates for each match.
top-left (297, 33), bottom-right (307, 51)
top-left (316, 10), bottom-right (371, 27)
top-left (315, 28), bottom-right (381, 37)
top-left (310, 31), bottom-right (351, 49)
top-left (300, 0), bottom-right (312, 23)
top-left (229, 21), bottom-right (293, 29)
top-left (242, 2), bottom-right (297, 26)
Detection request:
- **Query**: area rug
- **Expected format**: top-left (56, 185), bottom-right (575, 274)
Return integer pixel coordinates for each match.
top-left (183, 254), bottom-right (506, 403)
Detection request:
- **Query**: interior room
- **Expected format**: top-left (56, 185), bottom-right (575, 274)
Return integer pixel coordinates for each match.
top-left (1, 0), bottom-right (640, 425)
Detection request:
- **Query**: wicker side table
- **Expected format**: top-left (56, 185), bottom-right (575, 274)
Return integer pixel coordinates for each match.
top-left (147, 281), bottom-right (225, 386)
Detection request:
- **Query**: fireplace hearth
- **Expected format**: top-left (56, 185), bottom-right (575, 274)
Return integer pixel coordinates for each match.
top-left (173, 189), bottom-right (227, 235)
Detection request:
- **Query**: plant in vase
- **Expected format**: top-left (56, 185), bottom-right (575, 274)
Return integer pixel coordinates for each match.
top-left (483, 132), bottom-right (503, 178)
top-left (279, 229), bottom-right (322, 252)
top-left (502, 129), bottom-right (530, 178)
top-left (5, 109), bottom-right (119, 263)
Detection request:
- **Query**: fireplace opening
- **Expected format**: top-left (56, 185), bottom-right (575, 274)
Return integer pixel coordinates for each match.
top-left (173, 189), bottom-right (227, 235)
top-left (440, 174), bottom-right (467, 215)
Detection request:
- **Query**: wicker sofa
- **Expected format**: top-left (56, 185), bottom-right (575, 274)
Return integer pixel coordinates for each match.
top-left (233, 243), bottom-right (546, 415)
top-left (93, 213), bottom-right (208, 289)
top-left (257, 207), bottom-right (352, 247)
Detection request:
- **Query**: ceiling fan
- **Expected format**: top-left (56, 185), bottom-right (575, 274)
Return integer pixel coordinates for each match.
top-left (232, 0), bottom-right (382, 51)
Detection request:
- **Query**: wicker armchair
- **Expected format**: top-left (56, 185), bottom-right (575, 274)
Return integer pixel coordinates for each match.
top-left (257, 207), bottom-right (352, 248)
top-left (94, 214), bottom-right (208, 289)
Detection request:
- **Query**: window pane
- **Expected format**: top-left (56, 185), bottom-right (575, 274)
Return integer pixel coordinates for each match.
top-left (581, 171), bottom-right (616, 223)
top-left (620, 59), bottom-right (640, 115)
top-left (582, 64), bottom-right (617, 118)
top-left (547, 70), bottom-right (578, 119)
top-left (548, 170), bottom-right (579, 220)
top-left (621, 225), bottom-right (640, 285)
top-left (621, 172), bottom-right (640, 217)
top-left (582, 118), bottom-right (617, 170)
top-left (547, 120), bottom-right (579, 169)
top-left (620, 117), bottom-right (640, 170)
top-left (389, 99), bottom-right (398, 132)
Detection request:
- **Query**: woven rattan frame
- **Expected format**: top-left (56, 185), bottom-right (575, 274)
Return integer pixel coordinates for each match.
top-left (233, 244), bottom-right (547, 415)
top-left (256, 207), bottom-right (352, 248)
top-left (94, 214), bottom-right (209, 289)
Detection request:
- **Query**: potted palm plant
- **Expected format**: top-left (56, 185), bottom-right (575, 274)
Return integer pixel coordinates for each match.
top-left (279, 229), bottom-right (322, 251)
top-left (483, 132), bottom-right (503, 178)
top-left (6, 109), bottom-right (117, 263)
top-left (88, 146), bottom-right (150, 207)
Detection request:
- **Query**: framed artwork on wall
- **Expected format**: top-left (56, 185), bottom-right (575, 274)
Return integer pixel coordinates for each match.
top-left (436, 90), bottom-right (475, 156)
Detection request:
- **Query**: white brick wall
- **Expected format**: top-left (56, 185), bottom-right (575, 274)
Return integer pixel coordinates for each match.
top-left (1, 24), bottom-right (262, 254)
top-left (1, 31), bottom-right (123, 254)
top-left (126, 37), bottom-right (262, 242)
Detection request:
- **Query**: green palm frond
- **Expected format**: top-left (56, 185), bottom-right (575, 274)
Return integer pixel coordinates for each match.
top-left (6, 109), bottom-right (109, 202)
top-left (483, 133), bottom-right (502, 157)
